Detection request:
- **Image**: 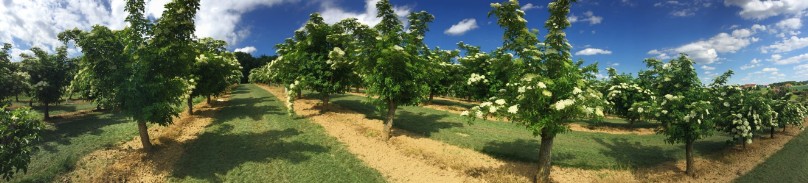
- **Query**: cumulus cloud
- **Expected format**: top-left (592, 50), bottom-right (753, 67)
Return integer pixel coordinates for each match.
top-left (568, 11), bottom-right (603, 25)
top-left (655, 0), bottom-right (711, 17)
top-left (0, 0), bottom-right (130, 58)
top-left (520, 3), bottom-right (542, 11)
top-left (650, 27), bottom-right (761, 64)
top-left (761, 36), bottom-right (808, 53)
top-left (234, 46), bottom-right (257, 53)
top-left (770, 53), bottom-right (808, 65)
top-left (444, 19), bottom-right (479, 36)
top-left (0, 0), bottom-right (296, 61)
top-left (724, 0), bottom-right (808, 20)
top-left (701, 65), bottom-right (716, 70)
top-left (762, 67), bottom-right (778, 72)
top-left (319, 0), bottom-right (411, 27)
top-left (776, 17), bottom-right (803, 31)
top-left (145, 0), bottom-right (296, 45)
top-left (575, 48), bottom-right (612, 56)
top-left (796, 64), bottom-right (808, 76)
top-left (740, 58), bottom-right (762, 70)
top-left (647, 49), bottom-right (671, 60)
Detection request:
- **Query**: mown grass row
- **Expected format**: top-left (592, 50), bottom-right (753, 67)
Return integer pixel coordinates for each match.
top-left (324, 93), bottom-right (731, 170)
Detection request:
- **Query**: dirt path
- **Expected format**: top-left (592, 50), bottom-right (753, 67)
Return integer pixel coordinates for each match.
top-left (59, 96), bottom-right (230, 182)
top-left (636, 121), bottom-right (807, 182)
top-left (262, 85), bottom-right (635, 183)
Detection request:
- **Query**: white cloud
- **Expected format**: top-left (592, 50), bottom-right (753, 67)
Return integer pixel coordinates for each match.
top-left (568, 11), bottom-right (603, 25)
top-left (0, 0), bottom-right (130, 57)
top-left (652, 27), bottom-right (760, 64)
top-left (647, 49), bottom-right (671, 60)
top-left (724, 0), bottom-right (808, 20)
top-left (776, 17), bottom-right (803, 31)
top-left (761, 36), bottom-right (808, 53)
top-left (145, 0), bottom-right (295, 45)
top-left (319, 0), bottom-right (411, 27)
top-left (0, 0), bottom-right (297, 60)
top-left (701, 65), bottom-right (716, 70)
top-left (575, 48), bottom-right (612, 56)
top-left (671, 9), bottom-right (695, 17)
top-left (234, 46), bottom-right (257, 53)
top-left (444, 19), bottom-right (479, 36)
top-left (521, 3), bottom-right (542, 11)
top-left (740, 58), bottom-right (762, 70)
top-left (770, 53), bottom-right (808, 65)
top-left (762, 67), bottom-right (778, 72)
top-left (796, 64), bottom-right (808, 76)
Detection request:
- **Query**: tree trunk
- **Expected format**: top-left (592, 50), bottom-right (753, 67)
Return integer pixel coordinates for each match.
top-left (137, 121), bottom-right (153, 151)
top-left (382, 101), bottom-right (397, 141)
top-left (355, 86), bottom-right (360, 93)
top-left (187, 97), bottom-right (193, 115)
top-left (207, 96), bottom-right (211, 104)
top-left (535, 128), bottom-right (555, 183)
top-left (15, 95), bottom-right (19, 102)
top-left (322, 94), bottom-right (330, 111)
top-left (685, 140), bottom-right (695, 176)
top-left (428, 92), bottom-right (434, 104)
top-left (44, 103), bottom-right (50, 120)
top-left (783, 125), bottom-right (787, 132)
top-left (771, 127), bottom-right (776, 138)
top-left (297, 90), bottom-right (303, 99)
top-left (28, 99), bottom-right (32, 107)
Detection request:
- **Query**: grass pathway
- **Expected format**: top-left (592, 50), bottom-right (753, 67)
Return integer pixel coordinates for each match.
top-left (736, 125), bottom-right (808, 182)
top-left (4, 111), bottom-right (138, 183)
top-left (168, 85), bottom-right (384, 182)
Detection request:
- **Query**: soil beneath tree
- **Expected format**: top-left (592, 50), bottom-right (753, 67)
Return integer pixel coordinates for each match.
top-left (59, 95), bottom-right (230, 182)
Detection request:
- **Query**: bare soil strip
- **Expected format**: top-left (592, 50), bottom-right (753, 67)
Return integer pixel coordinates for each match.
top-left (262, 85), bottom-right (635, 183)
top-left (59, 96), bottom-right (229, 182)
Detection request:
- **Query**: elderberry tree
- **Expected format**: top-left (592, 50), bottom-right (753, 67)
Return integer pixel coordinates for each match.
top-left (463, 1), bottom-right (605, 182)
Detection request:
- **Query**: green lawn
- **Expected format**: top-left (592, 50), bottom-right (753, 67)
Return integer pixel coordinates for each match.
top-left (168, 84), bottom-right (385, 182)
top-left (4, 112), bottom-right (139, 183)
top-left (9, 97), bottom-right (96, 116)
top-left (735, 129), bottom-right (808, 182)
top-left (326, 93), bottom-right (731, 170)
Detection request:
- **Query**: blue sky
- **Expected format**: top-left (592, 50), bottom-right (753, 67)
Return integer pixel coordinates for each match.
top-left (2, 0), bottom-right (807, 84)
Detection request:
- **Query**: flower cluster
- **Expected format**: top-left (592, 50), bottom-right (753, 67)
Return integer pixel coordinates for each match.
top-left (461, 97), bottom-right (519, 119)
top-left (466, 73), bottom-right (489, 85)
top-left (285, 80), bottom-right (300, 116)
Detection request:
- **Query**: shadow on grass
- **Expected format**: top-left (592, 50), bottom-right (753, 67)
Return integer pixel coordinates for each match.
top-left (430, 98), bottom-right (475, 109)
top-left (170, 128), bottom-right (329, 181)
top-left (481, 139), bottom-right (575, 166)
top-left (38, 112), bottom-right (131, 153)
top-left (394, 110), bottom-right (464, 137)
top-left (214, 91), bottom-right (283, 122)
top-left (592, 138), bottom-right (677, 168)
top-left (578, 118), bottom-right (659, 129)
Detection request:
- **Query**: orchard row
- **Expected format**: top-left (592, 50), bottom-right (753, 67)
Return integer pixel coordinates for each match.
top-left (247, 0), bottom-right (808, 182)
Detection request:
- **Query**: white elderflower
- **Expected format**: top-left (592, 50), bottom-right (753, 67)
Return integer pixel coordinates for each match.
top-left (572, 87), bottom-right (582, 94)
top-left (518, 86), bottom-right (526, 93)
top-left (508, 105), bottom-right (519, 114)
top-left (538, 82), bottom-right (547, 89)
top-left (495, 99), bottom-right (506, 105)
top-left (637, 107), bottom-right (644, 113)
top-left (10, 115), bottom-right (18, 121)
top-left (553, 99), bottom-right (575, 111)
top-left (461, 111), bottom-right (470, 116)
top-left (664, 94), bottom-right (674, 100)
top-left (724, 102), bottom-right (729, 107)
top-left (489, 106), bottom-right (498, 113)
top-left (595, 107), bottom-right (604, 117)
top-left (476, 111), bottom-right (484, 118)
top-left (542, 90), bottom-right (552, 97)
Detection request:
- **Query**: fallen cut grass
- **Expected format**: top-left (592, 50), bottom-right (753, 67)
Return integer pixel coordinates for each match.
top-left (326, 93), bottom-right (731, 170)
top-left (736, 126), bottom-right (808, 182)
top-left (168, 85), bottom-right (384, 182)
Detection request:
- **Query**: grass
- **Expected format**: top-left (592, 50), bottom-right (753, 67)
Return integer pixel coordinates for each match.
top-left (9, 97), bottom-right (96, 116)
top-left (326, 93), bottom-right (732, 170)
top-left (735, 129), bottom-right (808, 182)
top-left (168, 84), bottom-right (385, 182)
top-left (4, 112), bottom-right (139, 183)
